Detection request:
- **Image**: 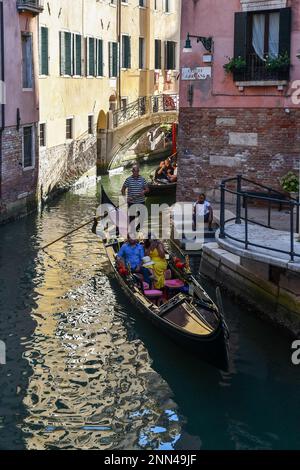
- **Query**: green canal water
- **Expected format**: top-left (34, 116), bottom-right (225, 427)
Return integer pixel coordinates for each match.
top-left (0, 162), bottom-right (300, 450)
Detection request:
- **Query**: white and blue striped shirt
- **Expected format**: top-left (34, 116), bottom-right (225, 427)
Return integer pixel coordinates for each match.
top-left (123, 176), bottom-right (148, 204)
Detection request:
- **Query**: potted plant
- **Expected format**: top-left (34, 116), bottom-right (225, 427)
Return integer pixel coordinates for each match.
top-left (280, 171), bottom-right (299, 199)
top-left (223, 56), bottom-right (246, 73)
top-left (265, 51), bottom-right (290, 71)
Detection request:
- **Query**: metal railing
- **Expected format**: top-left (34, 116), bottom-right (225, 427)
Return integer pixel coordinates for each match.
top-left (17, 0), bottom-right (44, 13)
top-left (112, 94), bottom-right (179, 129)
top-left (219, 175), bottom-right (300, 262)
top-left (233, 53), bottom-right (290, 82)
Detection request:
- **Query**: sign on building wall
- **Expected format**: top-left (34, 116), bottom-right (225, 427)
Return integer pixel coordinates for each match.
top-left (181, 67), bottom-right (211, 80)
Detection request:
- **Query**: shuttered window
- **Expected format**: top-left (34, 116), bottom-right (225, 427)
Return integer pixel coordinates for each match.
top-left (164, 41), bottom-right (176, 70)
top-left (60, 31), bottom-right (72, 76)
top-left (74, 34), bottom-right (82, 76)
top-left (139, 37), bottom-right (145, 69)
top-left (109, 42), bottom-right (118, 78)
top-left (40, 27), bottom-right (49, 75)
top-left (122, 35), bottom-right (131, 69)
top-left (155, 39), bottom-right (161, 69)
top-left (97, 39), bottom-right (103, 76)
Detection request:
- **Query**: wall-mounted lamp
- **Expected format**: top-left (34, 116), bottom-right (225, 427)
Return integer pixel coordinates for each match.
top-left (183, 33), bottom-right (213, 53)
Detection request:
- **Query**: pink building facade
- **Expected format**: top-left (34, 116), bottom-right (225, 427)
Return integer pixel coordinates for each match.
top-left (177, 0), bottom-right (300, 201)
top-left (0, 0), bottom-right (41, 223)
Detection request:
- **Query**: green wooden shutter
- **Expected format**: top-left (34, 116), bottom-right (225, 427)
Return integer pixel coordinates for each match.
top-left (114, 42), bottom-right (119, 76)
top-left (88, 37), bottom-right (95, 76)
top-left (279, 7), bottom-right (292, 57)
top-left (60, 31), bottom-right (65, 75)
top-left (40, 27), bottom-right (48, 75)
top-left (97, 39), bottom-right (103, 76)
top-left (109, 42), bottom-right (112, 77)
top-left (234, 12), bottom-right (248, 59)
top-left (128, 36), bottom-right (131, 69)
top-left (65, 32), bottom-right (72, 75)
top-left (155, 39), bottom-right (161, 69)
top-left (75, 34), bottom-right (82, 76)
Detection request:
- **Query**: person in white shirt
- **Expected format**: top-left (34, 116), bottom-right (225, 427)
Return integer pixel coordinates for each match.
top-left (193, 193), bottom-right (213, 230)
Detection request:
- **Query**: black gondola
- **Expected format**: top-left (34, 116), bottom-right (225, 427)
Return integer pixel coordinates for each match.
top-left (147, 179), bottom-right (177, 197)
top-left (96, 186), bottom-right (230, 371)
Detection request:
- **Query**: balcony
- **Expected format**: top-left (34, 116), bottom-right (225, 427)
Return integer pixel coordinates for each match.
top-left (17, 0), bottom-right (44, 16)
top-left (233, 53), bottom-right (290, 84)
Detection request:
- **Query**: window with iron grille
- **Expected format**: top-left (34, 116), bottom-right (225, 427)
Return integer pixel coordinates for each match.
top-left (233, 7), bottom-right (291, 81)
top-left (39, 123), bottom-right (46, 147)
top-left (88, 115), bottom-right (94, 135)
top-left (66, 118), bottom-right (73, 140)
top-left (23, 126), bottom-right (34, 168)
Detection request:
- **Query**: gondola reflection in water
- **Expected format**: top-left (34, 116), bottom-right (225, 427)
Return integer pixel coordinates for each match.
top-left (93, 187), bottom-right (230, 371)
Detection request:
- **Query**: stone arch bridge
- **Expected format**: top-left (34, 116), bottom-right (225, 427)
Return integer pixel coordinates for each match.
top-left (97, 94), bottom-right (178, 173)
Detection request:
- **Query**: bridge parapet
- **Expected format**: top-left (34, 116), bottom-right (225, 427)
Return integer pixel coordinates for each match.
top-left (112, 94), bottom-right (179, 129)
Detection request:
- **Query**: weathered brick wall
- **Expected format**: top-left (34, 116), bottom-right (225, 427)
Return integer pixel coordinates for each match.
top-left (177, 107), bottom-right (300, 202)
top-left (0, 125), bottom-right (38, 223)
top-left (39, 135), bottom-right (97, 201)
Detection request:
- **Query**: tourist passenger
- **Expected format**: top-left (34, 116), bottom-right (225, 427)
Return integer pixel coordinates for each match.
top-left (155, 159), bottom-right (173, 182)
top-left (193, 193), bottom-right (213, 230)
top-left (116, 235), bottom-right (144, 272)
top-left (148, 239), bottom-right (168, 289)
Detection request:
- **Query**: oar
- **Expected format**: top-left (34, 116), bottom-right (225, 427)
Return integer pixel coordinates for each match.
top-left (41, 216), bottom-right (100, 252)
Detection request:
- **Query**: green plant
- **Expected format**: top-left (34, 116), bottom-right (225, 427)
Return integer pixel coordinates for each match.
top-left (265, 51), bottom-right (290, 70)
top-left (280, 172), bottom-right (299, 193)
top-left (223, 56), bottom-right (246, 73)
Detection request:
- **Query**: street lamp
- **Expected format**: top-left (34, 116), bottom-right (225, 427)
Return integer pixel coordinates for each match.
top-left (183, 33), bottom-right (213, 53)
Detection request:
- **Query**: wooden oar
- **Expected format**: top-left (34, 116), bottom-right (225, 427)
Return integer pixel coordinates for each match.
top-left (41, 216), bottom-right (100, 251)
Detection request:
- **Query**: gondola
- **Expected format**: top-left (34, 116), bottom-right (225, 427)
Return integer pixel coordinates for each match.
top-left (147, 179), bottom-right (177, 197)
top-left (94, 186), bottom-right (230, 371)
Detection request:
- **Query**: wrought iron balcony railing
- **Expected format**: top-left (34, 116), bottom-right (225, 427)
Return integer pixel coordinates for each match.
top-left (112, 94), bottom-right (179, 129)
top-left (233, 53), bottom-right (290, 82)
top-left (17, 0), bottom-right (44, 15)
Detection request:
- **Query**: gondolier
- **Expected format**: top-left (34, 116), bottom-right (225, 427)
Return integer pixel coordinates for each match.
top-left (121, 165), bottom-right (149, 206)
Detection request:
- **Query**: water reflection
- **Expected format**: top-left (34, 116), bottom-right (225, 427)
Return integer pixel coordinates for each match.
top-left (0, 164), bottom-right (300, 450)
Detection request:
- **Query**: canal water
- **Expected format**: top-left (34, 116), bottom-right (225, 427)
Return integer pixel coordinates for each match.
top-left (0, 162), bottom-right (300, 450)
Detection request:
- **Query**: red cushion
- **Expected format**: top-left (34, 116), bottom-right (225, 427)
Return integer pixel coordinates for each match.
top-left (144, 289), bottom-right (163, 297)
top-left (164, 279), bottom-right (185, 288)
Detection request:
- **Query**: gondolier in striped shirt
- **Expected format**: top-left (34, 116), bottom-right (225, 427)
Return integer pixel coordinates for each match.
top-left (121, 165), bottom-right (149, 206)
top-left (121, 165), bottom-right (149, 232)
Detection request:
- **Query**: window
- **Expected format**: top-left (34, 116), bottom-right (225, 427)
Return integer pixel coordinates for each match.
top-left (40, 27), bottom-right (49, 75)
top-left (60, 31), bottom-right (72, 75)
top-left (164, 0), bottom-right (170, 13)
top-left (22, 33), bottom-right (33, 88)
top-left (122, 35), bottom-right (131, 69)
top-left (165, 41), bottom-right (176, 70)
top-left (74, 34), bottom-right (82, 76)
top-left (233, 7), bottom-right (291, 81)
top-left (39, 123), bottom-right (46, 147)
top-left (88, 115), bottom-right (94, 135)
top-left (121, 98), bottom-right (127, 110)
top-left (154, 0), bottom-right (157, 10)
top-left (139, 37), bottom-right (145, 69)
top-left (23, 126), bottom-right (34, 168)
top-left (109, 42), bottom-right (119, 77)
top-left (139, 0), bottom-right (145, 6)
top-left (97, 39), bottom-right (103, 76)
top-left (66, 118), bottom-right (73, 140)
top-left (155, 39), bottom-right (161, 69)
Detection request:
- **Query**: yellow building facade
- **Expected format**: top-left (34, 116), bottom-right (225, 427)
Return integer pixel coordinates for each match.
top-left (38, 0), bottom-right (180, 197)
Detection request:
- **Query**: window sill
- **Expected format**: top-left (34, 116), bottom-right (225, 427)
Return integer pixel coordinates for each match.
top-left (22, 165), bottom-right (35, 172)
top-left (235, 80), bottom-right (288, 88)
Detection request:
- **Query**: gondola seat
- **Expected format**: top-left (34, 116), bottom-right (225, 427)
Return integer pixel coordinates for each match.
top-left (144, 289), bottom-right (163, 305)
top-left (165, 279), bottom-right (185, 289)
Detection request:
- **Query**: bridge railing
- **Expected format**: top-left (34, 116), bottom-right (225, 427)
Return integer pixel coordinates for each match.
top-left (219, 175), bottom-right (300, 262)
top-left (112, 94), bottom-right (179, 129)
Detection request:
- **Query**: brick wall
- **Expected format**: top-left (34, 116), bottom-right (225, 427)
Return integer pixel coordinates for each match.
top-left (177, 107), bottom-right (300, 202)
top-left (0, 125), bottom-right (38, 223)
top-left (39, 135), bottom-right (97, 201)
